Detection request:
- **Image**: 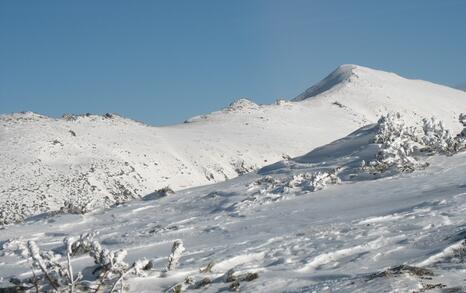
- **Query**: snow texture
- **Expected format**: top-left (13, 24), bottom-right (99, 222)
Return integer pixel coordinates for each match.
top-left (1, 65), bottom-right (466, 292)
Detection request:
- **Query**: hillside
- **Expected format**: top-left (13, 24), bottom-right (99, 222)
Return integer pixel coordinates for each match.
top-left (1, 65), bottom-right (466, 224)
top-left (1, 116), bottom-right (465, 292)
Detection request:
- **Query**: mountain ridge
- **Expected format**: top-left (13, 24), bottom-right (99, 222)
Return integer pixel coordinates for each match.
top-left (2, 64), bottom-right (466, 224)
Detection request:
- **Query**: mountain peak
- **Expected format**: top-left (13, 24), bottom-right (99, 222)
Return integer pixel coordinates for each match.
top-left (292, 64), bottom-right (367, 101)
top-left (292, 64), bottom-right (403, 102)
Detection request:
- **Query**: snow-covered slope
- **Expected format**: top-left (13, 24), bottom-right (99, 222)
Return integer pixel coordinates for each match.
top-left (1, 121), bottom-right (465, 292)
top-left (294, 65), bottom-right (466, 130)
top-left (2, 65), bottom-right (466, 224)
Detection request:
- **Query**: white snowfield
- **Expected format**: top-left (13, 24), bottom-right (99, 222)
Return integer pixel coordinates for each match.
top-left (1, 64), bottom-right (466, 224)
top-left (0, 119), bottom-right (465, 292)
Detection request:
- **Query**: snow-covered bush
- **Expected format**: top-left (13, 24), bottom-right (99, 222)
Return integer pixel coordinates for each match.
top-left (370, 113), bottom-right (422, 173)
top-left (165, 240), bottom-right (185, 272)
top-left (365, 113), bottom-right (466, 174)
top-left (420, 117), bottom-right (460, 154)
top-left (233, 170), bottom-right (341, 213)
top-left (156, 186), bottom-right (175, 197)
top-left (0, 201), bottom-right (30, 226)
top-left (459, 113), bottom-right (466, 137)
top-left (232, 160), bottom-right (255, 175)
top-left (289, 170), bottom-right (340, 192)
top-left (285, 171), bottom-right (340, 192)
top-left (251, 170), bottom-right (340, 196)
top-left (143, 186), bottom-right (175, 200)
top-left (4, 234), bottom-right (186, 292)
top-left (3, 239), bottom-right (75, 291)
top-left (60, 198), bottom-right (95, 215)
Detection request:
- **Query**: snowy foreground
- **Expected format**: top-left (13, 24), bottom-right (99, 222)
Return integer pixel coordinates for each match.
top-left (1, 116), bottom-right (465, 292)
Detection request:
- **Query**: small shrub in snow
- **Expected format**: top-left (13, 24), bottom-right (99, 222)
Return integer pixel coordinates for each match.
top-left (223, 269), bottom-right (259, 292)
top-left (285, 171), bottom-right (340, 192)
top-left (199, 261), bottom-right (215, 273)
top-left (234, 170), bottom-right (341, 213)
top-left (368, 265), bottom-right (433, 280)
top-left (5, 233), bottom-right (163, 292)
top-left (60, 198), bottom-right (95, 215)
top-left (166, 240), bottom-right (185, 271)
top-left (252, 175), bottom-right (280, 187)
top-left (232, 160), bottom-right (255, 175)
top-left (252, 170), bottom-right (340, 195)
top-left (157, 186), bottom-right (175, 197)
top-left (144, 186), bottom-right (175, 200)
top-left (3, 239), bottom-right (75, 291)
top-left (332, 101), bottom-right (345, 108)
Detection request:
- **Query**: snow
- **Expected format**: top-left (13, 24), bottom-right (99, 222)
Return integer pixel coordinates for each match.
top-left (1, 64), bottom-right (466, 292)
top-left (293, 64), bottom-right (358, 101)
top-left (1, 115), bottom-right (465, 292)
top-left (2, 65), bottom-right (466, 224)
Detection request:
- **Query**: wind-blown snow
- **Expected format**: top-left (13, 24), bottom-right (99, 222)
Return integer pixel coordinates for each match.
top-left (1, 121), bottom-right (465, 292)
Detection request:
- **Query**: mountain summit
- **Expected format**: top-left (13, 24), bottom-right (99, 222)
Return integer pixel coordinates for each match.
top-left (293, 64), bottom-right (466, 130)
top-left (293, 64), bottom-right (361, 101)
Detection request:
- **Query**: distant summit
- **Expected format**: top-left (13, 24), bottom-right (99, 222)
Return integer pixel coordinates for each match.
top-left (293, 64), bottom-right (360, 101)
top-left (293, 64), bottom-right (402, 101)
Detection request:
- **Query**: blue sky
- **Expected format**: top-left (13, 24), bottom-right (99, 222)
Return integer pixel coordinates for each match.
top-left (1, 1), bottom-right (465, 125)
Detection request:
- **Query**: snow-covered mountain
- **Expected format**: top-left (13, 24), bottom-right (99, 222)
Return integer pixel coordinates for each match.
top-left (1, 64), bottom-right (466, 224)
top-left (1, 116), bottom-right (465, 292)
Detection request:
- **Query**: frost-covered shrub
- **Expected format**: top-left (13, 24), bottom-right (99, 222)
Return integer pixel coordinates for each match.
top-left (370, 113), bottom-right (422, 173)
top-left (232, 160), bottom-right (255, 175)
top-left (4, 233), bottom-right (168, 292)
top-left (365, 113), bottom-right (466, 174)
top-left (251, 170), bottom-right (340, 196)
top-left (421, 117), bottom-right (459, 154)
top-left (157, 186), bottom-right (175, 197)
top-left (285, 171), bottom-right (340, 192)
top-left (253, 175), bottom-right (280, 186)
top-left (70, 233), bottom-right (129, 275)
top-left (165, 240), bottom-right (185, 272)
top-left (455, 113), bottom-right (466, 148)
top-left (234, 170), bottom-right (340, 213)
top-left (144, 186), bottom-right (175, 200)
top-left (60, 198), bottom-right (95, 215)
top-left (3, 239), bottom-right (74, 291)
top-left (254, 170), bottom-right (340, 194)
top-left (4, 235), bottom-right (259, 293)
top-left (0, 202), bottom-right (29, 226)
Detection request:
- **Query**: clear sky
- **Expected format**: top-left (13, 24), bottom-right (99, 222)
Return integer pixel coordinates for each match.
top-left (1, 1), bottom-right (465, 125)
